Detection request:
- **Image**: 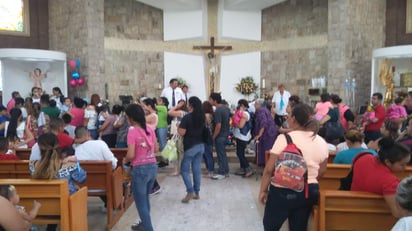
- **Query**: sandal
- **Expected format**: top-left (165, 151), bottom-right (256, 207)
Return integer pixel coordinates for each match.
top-left (168, 172), bottom-right (179, 176)
top-left (243, 171), bottom-right (255, 178)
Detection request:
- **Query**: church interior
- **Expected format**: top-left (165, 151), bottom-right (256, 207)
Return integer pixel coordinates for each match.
top-left (1, 0), bottom-right (412, 230)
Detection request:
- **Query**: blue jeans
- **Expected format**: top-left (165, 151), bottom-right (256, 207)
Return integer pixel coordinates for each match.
top-left (235, 138), bottom-right (250, 171)
top-left (156, 127), bottom-right (168, 151)
top-left (263, 184), bottom-right (319, 231)
top-left (89, 129), bottom-right (98, 140)
top-left (180, 144), bottom-right (204, 194)
top-left (215, 136), bottom-right (229, 175)
top-left (203, 143), bottom-right (214, 173)
top-left (131, 163), bottom-right (157, 231)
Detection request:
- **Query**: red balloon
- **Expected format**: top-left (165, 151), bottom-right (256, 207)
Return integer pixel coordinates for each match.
top-left (69, 60), bottom-right (76, 69)
top-left (70, 79), bottom-right (77, 87)
top-left (78, 77), bottom-right (85, 86)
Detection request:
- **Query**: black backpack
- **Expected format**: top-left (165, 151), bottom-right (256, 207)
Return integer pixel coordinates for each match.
top-left (339, 151), bottom-right (373, 190)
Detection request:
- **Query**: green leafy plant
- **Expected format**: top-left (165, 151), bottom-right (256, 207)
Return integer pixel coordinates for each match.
top-left (235, 76), bottom-right (258, 95)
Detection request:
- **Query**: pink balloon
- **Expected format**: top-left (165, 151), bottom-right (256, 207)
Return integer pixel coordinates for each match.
top-left (69, 60), bottom-right (76, 69)
top-left (78, 77), bottom-right (85, 86)
top-left (70, 79), bottom-right (77, 87)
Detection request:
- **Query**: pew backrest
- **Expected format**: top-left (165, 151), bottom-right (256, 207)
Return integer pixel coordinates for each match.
top-left (0, 179), bottom-right (87, 231)
top-left (319, 190), bottom-right (397, 231)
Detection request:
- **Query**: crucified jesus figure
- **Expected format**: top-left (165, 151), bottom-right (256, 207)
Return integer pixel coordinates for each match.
top-left (26, 68), bottom-right (49, 89)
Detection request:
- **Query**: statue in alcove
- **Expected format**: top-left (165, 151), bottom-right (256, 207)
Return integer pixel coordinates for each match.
top-left (379, 59), bottom-right (394, 107)
top-left (26, 68), bottom-right (49, 89)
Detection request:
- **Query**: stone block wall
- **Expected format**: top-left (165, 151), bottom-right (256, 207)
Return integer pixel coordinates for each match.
top-left (49, 0), bottom-right (105, 99)
top-left (104, 0), bottom-right (163, 104)
top-left (328, 0), bottom-right (386, 109)
top-left (261, 0), bottom-right (328, 103)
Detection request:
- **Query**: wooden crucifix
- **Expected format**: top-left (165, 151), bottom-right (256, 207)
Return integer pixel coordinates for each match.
top-left (193, 37), bottom-right (232, 94)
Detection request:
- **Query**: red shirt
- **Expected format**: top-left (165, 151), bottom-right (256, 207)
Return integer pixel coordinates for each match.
top-left (57, 132), bottom-right (74, 148)
top-left (365, 104), bottom-right (386, 131)
top-left (351, 155), bottom-right (399, 195)
top-left (0, 154), bottom-right (19, 160)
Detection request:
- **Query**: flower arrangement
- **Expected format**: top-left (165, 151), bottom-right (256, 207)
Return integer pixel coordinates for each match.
top-left (235, 76), bottom-right (258, 95)
top-left (176, 77), bottom-right (187, 87)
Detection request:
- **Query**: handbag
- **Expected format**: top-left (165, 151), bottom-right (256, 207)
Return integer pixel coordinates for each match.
top-left (339, 151), bottom-right (373, 190)
top-left (161, 139), bottom-right (178, 161)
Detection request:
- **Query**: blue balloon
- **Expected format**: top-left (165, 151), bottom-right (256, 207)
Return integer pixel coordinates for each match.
top-left (75, 59), bottom-right (81, 68)
top-left (71, 72), bottom-right (80, 79)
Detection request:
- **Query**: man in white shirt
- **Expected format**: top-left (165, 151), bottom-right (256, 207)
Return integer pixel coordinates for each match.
top-left (271, 84), bottom-right (291, 127)
top-left (161, 78), bottom-right (184, 109)
top-left (181, 84), bottom-right (190, 103)
top-left (73, 126), bottom-right (118, 169)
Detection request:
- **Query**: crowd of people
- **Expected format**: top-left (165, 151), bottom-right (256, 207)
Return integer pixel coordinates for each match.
top-left (1, 80), bottom-right (412, 230)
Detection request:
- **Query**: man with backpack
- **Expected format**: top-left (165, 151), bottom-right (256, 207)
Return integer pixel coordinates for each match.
top-left (233, 99), bottom-right (255, 178)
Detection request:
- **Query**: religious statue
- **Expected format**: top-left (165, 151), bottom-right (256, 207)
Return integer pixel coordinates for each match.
top-left (379, 59), bottom-right (394, 107)
top-left (26, 68), bottom-right (48, 89)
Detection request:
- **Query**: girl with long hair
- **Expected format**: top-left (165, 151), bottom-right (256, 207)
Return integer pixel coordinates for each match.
top-left (6, 108), bottom-right (34, 149)
top-left (124, 104), bottom-right (157, 231)
top-left (178, 96), bottom-right (205, 203)
top-left (30, 133), bottom-right (86, 194)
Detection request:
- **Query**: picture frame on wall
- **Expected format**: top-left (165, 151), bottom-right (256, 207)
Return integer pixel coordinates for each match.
top-left (0, 0), bottom-right (30, 36)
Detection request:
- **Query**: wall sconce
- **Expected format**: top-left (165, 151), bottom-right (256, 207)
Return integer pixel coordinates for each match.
top-left (261, 78), bottom-right (266, 89)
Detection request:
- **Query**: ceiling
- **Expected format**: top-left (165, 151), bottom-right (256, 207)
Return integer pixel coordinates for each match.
top-left (136, 0), bottom-right (287, 11)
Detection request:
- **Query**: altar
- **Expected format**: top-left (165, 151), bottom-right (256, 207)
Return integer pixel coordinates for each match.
top-left (0, 48), bottom-right (67, 105)
top-left (371, 45), bottom-right (412, 100)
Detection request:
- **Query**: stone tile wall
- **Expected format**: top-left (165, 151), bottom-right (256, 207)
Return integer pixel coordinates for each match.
top-left (49, 0), bottom-right (105, 100)
top-left (104, 0), bottom-right (163, 104)
top-left (328, 0), bottom-right (386, 109)
top-left (261, 0), bottom-right (328, 103)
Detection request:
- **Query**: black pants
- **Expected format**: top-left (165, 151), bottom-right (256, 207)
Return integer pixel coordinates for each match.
top-left (263, 184), bottom-right (319, 231)
top-left (274, 114), bottom-right (286, 127)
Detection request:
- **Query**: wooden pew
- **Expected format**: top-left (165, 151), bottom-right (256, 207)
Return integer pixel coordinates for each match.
top-left (73, 161), bottom-right (125, 231)
top-left (0, 160), bottom-right (31, 178)
top-left (0, 179), bottom-right (87, 231)
top-left (15, 148), bottom-right (31, 160)
top-left (0, 160), bottom-right (128, 230)
top-left (319, 164), bottom-right (412, 190)
top-left (319, 190), bottom-right (397, 231)
top-left (328, 150), bottom-right (336, 163)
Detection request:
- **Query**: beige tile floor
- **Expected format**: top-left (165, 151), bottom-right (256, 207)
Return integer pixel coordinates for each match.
top-left (34, 151), bottom-right (314, 230)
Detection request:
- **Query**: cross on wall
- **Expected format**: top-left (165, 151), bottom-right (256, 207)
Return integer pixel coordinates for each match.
top-left (193, 36), bottom-right (232, 94)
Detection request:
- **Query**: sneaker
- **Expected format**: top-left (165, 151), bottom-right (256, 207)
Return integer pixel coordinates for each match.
top-left (211, 174), bottom-right (226, 180)
top-left (157, 161), bottom-right (168, 168)
top-left (131, 221), bottom-right (144, 231)
top-left (149, 186), bottom-right (161, 195)
top-left (181, 193), bottom-right (195, 203)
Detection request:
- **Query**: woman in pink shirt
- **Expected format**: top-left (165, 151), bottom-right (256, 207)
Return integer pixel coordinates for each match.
top-left (123, 104), bottom-right (157, 231)
top-left (66, 97), bottom-right (85, 127)
top-left (315, 93), bottom-right (332, 121)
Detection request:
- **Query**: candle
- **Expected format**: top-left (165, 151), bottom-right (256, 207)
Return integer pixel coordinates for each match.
top-left (262, 79), bottom-right (266, 89)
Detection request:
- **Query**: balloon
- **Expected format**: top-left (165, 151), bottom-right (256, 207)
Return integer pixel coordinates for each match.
top-left (70, 79), bottom-right (77, 87)
top-left (75, 59), bottom-right (81, 68)
top-left (69, 60), bottom-right (76, 69)
top-left (71, 72), bottom-right (80, 79)
top-left (78, 77), bottom-right (85, 86)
